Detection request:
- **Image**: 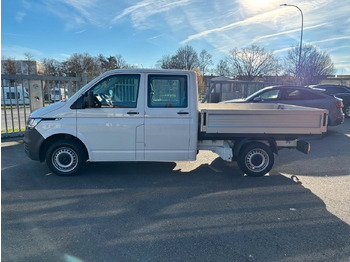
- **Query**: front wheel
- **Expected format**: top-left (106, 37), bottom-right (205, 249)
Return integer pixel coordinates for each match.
top-left (237, 142), bottom-right (274, 177)
top-left (46, 140), bottom-right (86, 176)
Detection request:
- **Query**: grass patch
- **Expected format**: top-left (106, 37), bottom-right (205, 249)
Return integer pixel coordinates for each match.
top-left (1, 128), bottom-right (26, 133)
top-left (1, 105), bottom-right (30, 110)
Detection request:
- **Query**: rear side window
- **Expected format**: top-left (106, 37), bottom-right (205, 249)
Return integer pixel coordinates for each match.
top-left (284, 89), bottom-right (304, 100)
top-left (148, 75), bottom-right (187, 108)
top-left (284, 89), bottom-right (324, 100)
top-left (324, 86), bottom-right (350, 94)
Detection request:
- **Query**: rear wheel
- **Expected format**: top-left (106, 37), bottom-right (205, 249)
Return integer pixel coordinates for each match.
top-left (46, 140), bottom-right (86, 176)
top-left (237, 142), bottom-right (274, 177)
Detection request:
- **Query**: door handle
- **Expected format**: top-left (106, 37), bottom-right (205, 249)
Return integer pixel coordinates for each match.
top-left (177, 111), bottom-right (189, 115)
top-left (127, 111), bottom-right (139, 115)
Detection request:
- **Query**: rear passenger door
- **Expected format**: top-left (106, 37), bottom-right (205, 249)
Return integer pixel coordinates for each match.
top-left (144, 74), bottom-right (191, 161)
top-left (280, 88), bottom-right (324, 108)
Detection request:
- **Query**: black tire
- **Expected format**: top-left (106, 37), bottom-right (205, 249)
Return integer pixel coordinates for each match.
top-left (237, 142), bottom-right (274, 177)
top-left (344, 103), bottom-right (350, 118)
top-left (45, 140), bottom-right (86, 176)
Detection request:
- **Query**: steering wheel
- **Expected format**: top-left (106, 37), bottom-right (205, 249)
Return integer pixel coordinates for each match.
top-left (98, 93), bottom-right (113, 106)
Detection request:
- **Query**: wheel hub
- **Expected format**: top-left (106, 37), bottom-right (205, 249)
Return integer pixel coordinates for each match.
top-left (52, 147), bottom-right (78, 172)
top-left (246, 149), bottom-right (269, 172)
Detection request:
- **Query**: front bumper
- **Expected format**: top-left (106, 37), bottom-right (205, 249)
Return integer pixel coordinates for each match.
top-left (24, 128), bottom-right (45, 161)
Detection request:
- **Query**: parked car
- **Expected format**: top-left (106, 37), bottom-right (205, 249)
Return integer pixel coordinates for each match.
top-left (221, 85), bottom-right (344, 126)
top-left (310, 85), bottom-right (350, 118)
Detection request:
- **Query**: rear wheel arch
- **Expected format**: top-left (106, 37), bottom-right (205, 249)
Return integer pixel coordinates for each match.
top-left (233, 138), bottom-right (277, 157)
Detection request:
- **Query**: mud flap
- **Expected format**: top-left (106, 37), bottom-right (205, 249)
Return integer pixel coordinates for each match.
top-left (297, 140), bottom-right (310, 154)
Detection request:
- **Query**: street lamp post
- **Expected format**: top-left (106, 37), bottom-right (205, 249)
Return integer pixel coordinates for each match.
top-left (280, 4), bottom-right (304, 86)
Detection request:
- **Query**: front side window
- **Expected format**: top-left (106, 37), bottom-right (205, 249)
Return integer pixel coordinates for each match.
top-left (148, 75), bottom-right (187, 108)
top-left (89, 74), bottom-right (140, 108)
top-left (259, 89), bottom-right (280, 101)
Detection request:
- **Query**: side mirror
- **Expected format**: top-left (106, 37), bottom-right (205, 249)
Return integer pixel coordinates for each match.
top-left (253, 97), bottom-right (262, 103)
top-left (70, 91), bottom-right (96, 109)
top-left (86, 91), bottom-right (95, 108)
top-left (70, 96), bottom-right (84, 109)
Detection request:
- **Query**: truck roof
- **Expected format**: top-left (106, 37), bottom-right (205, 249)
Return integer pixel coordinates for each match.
top-left (102, 68), bottom-right (196, 75)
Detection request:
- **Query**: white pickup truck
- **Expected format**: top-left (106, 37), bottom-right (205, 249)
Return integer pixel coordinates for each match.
top-left (24, 69), bottom-right (328, 177)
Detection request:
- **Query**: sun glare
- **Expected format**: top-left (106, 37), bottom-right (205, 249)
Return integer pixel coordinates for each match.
top-left (238, 0), bottom-right (277, 14)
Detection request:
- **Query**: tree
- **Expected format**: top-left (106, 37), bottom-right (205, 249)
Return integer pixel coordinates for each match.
top-left (228, 45), bottom-right (278, 80)
top-left (2, 57), bottom-right (17, 86)
top-left (2, 57), bottom-right (17, 75)
top-left (284, 44), bottom-right (335, 86)
top-left (199, 49), bottom-right (213, 76)
top-left (42, 58), bottom-right (62, 76)
top-left (157, 55), bottom-right (175, 69)
top-left (98, 54), bottom-right (128, 72)
top-left (61, 53), bottom-right (99, 77)
top-left (158, 45), bottom-right (199, 70)
top-left (24, 52), bottom-right (34, 75)
top-left (191, 68), bottom-right (205, 95)
top-left (215, 59), bottom-right (230, 76)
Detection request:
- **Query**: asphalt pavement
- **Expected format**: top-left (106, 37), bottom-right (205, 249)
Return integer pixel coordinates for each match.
top-left (1, 120), bottom-right (350, 262)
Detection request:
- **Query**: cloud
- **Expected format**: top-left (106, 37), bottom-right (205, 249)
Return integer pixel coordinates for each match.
top-left (112, 0), bottom-right (191, 29)
top-left (60, 0), bottom-right (99, 25)
top-left (273, 47), bottom-right (294, 54)
top-left (181, 8), bottom-right (282, 44)
top-left (74, 29), bottom-right (87, 34)
top-left (253, 23), bottom-right (329, 44)
top-left (15, 11), bottom-right (26, 23)
top-left (309, 36), bottom-right (350, 45)
top-left (1, 45), bottom-right (44, 60)
top-left (43, 0), bottom-right (104, 30)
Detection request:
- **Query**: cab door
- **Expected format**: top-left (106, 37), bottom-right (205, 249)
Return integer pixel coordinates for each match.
top-left (76, 73), bottom-right (145, 161)
top-left (144, 74), bottom-right (191, 161)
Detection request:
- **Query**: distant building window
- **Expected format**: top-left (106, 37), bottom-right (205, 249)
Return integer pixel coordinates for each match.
top-left (7, 92), bottom-right (19, 100)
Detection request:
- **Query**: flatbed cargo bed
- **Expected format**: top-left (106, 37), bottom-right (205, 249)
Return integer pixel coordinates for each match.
top-left (199, 103), bottom-right (328, 139)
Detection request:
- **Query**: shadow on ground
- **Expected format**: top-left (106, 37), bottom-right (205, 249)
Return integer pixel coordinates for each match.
top-left (2, 142), bottom-right (350, 261)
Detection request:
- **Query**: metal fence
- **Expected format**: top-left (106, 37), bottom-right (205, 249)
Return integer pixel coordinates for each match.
top-left (1, 74), bottom-right (86, 138)
top-left (202, 78), bottom-right (292, 103)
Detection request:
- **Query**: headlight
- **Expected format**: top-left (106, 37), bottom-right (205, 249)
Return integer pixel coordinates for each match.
top-left (26, 118), bottom-right (41, 129)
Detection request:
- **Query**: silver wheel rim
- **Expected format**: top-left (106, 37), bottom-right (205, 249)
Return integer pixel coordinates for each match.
top-left (52, 147), bottom-right (78, 173)
top-left (345, 105), bottom-right (350, 117)
top-left (245, 149), bottom-right (269, 173)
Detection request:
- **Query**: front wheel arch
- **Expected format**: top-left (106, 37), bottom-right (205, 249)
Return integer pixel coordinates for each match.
top-left (40, 134), bottom-right (89, 162)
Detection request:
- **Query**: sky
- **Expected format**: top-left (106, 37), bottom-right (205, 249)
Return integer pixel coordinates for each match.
top-left (1, 0), bottom-right (350, 74)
